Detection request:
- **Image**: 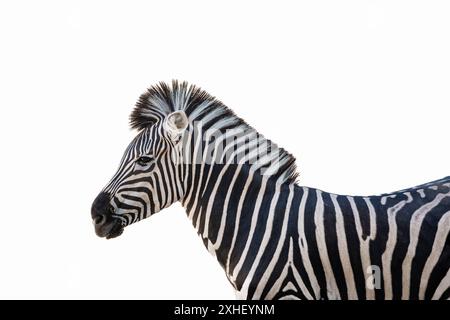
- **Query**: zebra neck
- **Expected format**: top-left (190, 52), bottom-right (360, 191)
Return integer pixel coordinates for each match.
top-left (181, 163), bottom-right (261, 232)
top-left (180, 161), bottom-right (295, 280)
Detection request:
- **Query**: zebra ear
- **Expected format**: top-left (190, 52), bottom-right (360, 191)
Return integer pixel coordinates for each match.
top-left (164, 110), bottom-right (189, 142)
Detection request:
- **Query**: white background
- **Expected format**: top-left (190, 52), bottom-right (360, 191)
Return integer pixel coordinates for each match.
top-left (0, 1), bottom-right (449, 299)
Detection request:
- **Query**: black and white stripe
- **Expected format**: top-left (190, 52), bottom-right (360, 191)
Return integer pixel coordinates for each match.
top-left (93, 81), bottom-right (450, 299)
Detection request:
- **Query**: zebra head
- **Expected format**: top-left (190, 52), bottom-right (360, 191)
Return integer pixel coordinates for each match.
top-left (91, 80), bottom-right (298, 239)
top-left (91, 108), bottom-right (189, 239)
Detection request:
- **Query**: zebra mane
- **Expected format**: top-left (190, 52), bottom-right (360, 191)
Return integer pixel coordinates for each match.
top-left (130, 80), bottom-right (299, 184)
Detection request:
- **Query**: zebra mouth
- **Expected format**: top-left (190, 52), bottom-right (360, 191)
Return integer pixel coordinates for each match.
top-left (94, 217), bottom-right (125, 239)
top-left (105, 221), bottom-right (124, 239)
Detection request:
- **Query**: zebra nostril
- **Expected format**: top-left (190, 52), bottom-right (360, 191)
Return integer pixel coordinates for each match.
top-left (94, 214), bottom-right (106, 225)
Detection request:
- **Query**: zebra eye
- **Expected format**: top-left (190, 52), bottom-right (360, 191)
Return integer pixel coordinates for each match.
top-left (136, 156), bottom-right (153, 166)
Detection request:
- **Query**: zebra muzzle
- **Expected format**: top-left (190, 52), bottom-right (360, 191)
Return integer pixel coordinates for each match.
top-left (91, 192), bottom-right (124, 239)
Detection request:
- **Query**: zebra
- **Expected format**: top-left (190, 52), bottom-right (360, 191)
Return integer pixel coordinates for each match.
top-left (91, 80), bottom-right (450, 300)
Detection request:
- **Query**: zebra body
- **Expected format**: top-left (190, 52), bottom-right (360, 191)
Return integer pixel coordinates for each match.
top-left (91, 81), bottom-right (450, 299)
top-left (183, 162), bottom-right (450, 299)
